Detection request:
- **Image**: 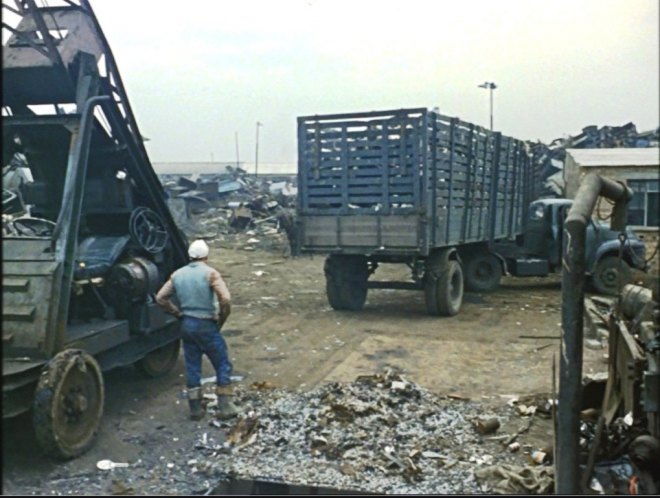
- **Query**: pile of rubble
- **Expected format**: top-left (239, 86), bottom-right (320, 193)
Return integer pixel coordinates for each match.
top-left (190, 369), bottom-right (555, 495)
top-left (160, 166), bottom-right (299, 255)
top-left (7, 371), bottom-right (561, 495)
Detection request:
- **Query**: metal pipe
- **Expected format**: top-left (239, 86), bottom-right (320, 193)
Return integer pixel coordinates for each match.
top-left (50, 95), bottom-right (110, 355)
top-left (557, 172), bottom-right (632, 493)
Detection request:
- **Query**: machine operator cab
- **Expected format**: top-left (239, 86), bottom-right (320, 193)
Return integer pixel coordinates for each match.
top-left (2, 0), bottom-right (188, 460)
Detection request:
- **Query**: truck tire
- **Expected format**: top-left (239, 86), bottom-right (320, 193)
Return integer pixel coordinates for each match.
top-left (135, 339), bottom-right (181, 378)
top-left (464, 254), bottom-right (502, 292)
top-left (324, 255), bottom-right (368, 311)
top-left (425, 260), bottom-right (464, 316)
top-left (591, 256), bottom-right (632, 295)
top-left (33, 350), bottom-right (104, 460)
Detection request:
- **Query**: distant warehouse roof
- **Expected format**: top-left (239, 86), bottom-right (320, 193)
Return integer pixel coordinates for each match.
top-left (152, 161), bottom-right (296, 175)
top-left (565, 148), bottom-right (659, 167)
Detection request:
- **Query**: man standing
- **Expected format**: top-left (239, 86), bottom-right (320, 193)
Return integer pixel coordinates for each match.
top-left (156, 239), bottom-right (239, 421)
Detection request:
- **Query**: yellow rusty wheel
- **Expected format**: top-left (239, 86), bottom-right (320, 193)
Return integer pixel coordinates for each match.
top-left (33, 350), bottom-right (104, 460)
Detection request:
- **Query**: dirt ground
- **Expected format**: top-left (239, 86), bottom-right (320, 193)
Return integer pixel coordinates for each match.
top-left (1, 239), bottom-right (611, 494)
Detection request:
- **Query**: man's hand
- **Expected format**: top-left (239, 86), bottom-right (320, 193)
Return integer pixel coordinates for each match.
top-left (217, 303), bottom-right (230, 330)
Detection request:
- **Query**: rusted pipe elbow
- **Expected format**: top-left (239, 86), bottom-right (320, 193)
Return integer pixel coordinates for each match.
top-left (566, 173), bottom-right (632, 234)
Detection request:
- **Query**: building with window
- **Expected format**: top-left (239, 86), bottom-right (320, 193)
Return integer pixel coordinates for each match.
top-left (564, 148), bottom-right (659, 273)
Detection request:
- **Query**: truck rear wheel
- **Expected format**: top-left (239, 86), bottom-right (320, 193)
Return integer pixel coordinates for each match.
top-left (591, 256), bottom-right (632, 295)
top-left (425, 260), bottom-right (464, 316)
top-left (135, 339), bottom-right (181, 378)
top-left (324, 255), bottom-right (368, 311)
top-left (33, 350), bottom-right (104, 460)
top-left (464, 253), bottom-right (502, 292)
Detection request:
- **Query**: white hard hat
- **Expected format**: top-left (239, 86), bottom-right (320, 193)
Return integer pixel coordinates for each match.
top-left (188, 239), bottom-right (209, 259)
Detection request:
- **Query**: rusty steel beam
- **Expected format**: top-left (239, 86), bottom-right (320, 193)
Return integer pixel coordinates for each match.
top-left (21, 0), bottom-right (65, 68)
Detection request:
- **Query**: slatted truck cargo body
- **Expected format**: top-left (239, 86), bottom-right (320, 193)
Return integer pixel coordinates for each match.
top-left (297, 108), bottom-right (534, 256)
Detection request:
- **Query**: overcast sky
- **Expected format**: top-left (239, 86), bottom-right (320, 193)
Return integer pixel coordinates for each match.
top-left (85, 0), bottom-right (658, 163)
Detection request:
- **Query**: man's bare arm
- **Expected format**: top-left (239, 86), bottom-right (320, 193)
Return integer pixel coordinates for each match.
top-left (155, 278), bottom-right (182, 318)
top-left (208, 269), bottom-right (231, 327)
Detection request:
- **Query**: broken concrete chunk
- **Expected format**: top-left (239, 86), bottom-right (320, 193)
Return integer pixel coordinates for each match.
top-left (475, 418), bottom-right (500, 435)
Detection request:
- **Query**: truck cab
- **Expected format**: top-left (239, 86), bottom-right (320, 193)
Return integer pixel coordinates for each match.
top-left (503, 198), bottom-right (647, 294)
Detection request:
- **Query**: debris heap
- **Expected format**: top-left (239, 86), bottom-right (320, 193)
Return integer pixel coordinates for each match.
top-left (528, 123), bottom-right (659, 197)
top-left (196, 370), bottom-right (553, 494)
top-left (159, 166), bottom-right (299, 255)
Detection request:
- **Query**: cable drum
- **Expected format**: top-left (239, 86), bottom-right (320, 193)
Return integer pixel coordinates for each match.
top-left (620, 284), bottom-right (654, 320)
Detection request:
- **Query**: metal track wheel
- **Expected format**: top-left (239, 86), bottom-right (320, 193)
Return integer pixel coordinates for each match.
top-left (33, 349), bottom-right (104, 460)
top-left (135, 339), bottom-right (181, 378)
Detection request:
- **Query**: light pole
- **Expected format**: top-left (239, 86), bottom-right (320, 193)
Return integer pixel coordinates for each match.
top-left (478, 81), bottom-right (497, 131)
top-left (235, 131), bottom-right (240, 169)
top-left (255, 121), bottom-right (263, 177)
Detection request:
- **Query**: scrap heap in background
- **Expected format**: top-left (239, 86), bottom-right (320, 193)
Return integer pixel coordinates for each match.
top-left (159, 165), bottom-right (299, 255)
top-left (529, 123), bottom-right (659, 197)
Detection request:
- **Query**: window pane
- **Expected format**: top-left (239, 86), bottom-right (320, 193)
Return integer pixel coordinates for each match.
top-left (628, 193), bottom-right (644, 209)
top-left (648, 192), bottom-right (659, 226)
top-left (628, 180), bottom-right (647, 193)
top-left (628, 208), bottom-right (645, 226)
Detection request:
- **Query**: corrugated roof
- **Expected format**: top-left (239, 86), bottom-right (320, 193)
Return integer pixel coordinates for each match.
top-left (565, 148), bottom-right (659, 167)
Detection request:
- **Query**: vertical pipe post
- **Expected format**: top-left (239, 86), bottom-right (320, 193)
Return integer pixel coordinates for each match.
top-left (557, 173), bottom-right (632, 493)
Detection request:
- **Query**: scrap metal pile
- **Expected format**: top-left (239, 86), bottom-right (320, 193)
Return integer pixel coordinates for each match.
top-left (5, 370), bottom-right (560, 495)
top-left (580, 284), bottom-right (660, 494)
top-left (159, 166), bottom-right (299, 255)
top-left (528, 123), bottom-right (659, 197)
top-left (190, 369), bottom-right (556, 495)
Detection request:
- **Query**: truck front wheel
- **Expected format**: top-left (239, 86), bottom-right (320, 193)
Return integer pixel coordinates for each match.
top-left (33, 350), bottom-right (104, 459)
top-left (425, 260), bottom-right (464, 316)
top-left (591, 256), bottom-right (632, 295)
top-left (464, 254), bottom-right (502, 292)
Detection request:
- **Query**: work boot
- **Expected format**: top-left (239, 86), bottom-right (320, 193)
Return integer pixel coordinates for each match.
top-left (187, 386), bottom-right (205, 421)
top-left (215, 385), bottom-right (239, 420)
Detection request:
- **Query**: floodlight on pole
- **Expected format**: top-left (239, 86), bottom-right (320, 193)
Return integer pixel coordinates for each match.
top-left (478, 81), bottom-right (497, 131)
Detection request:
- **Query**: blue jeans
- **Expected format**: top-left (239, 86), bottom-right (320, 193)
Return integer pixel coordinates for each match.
top-left (180, 316), bottom-right (232, 388)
